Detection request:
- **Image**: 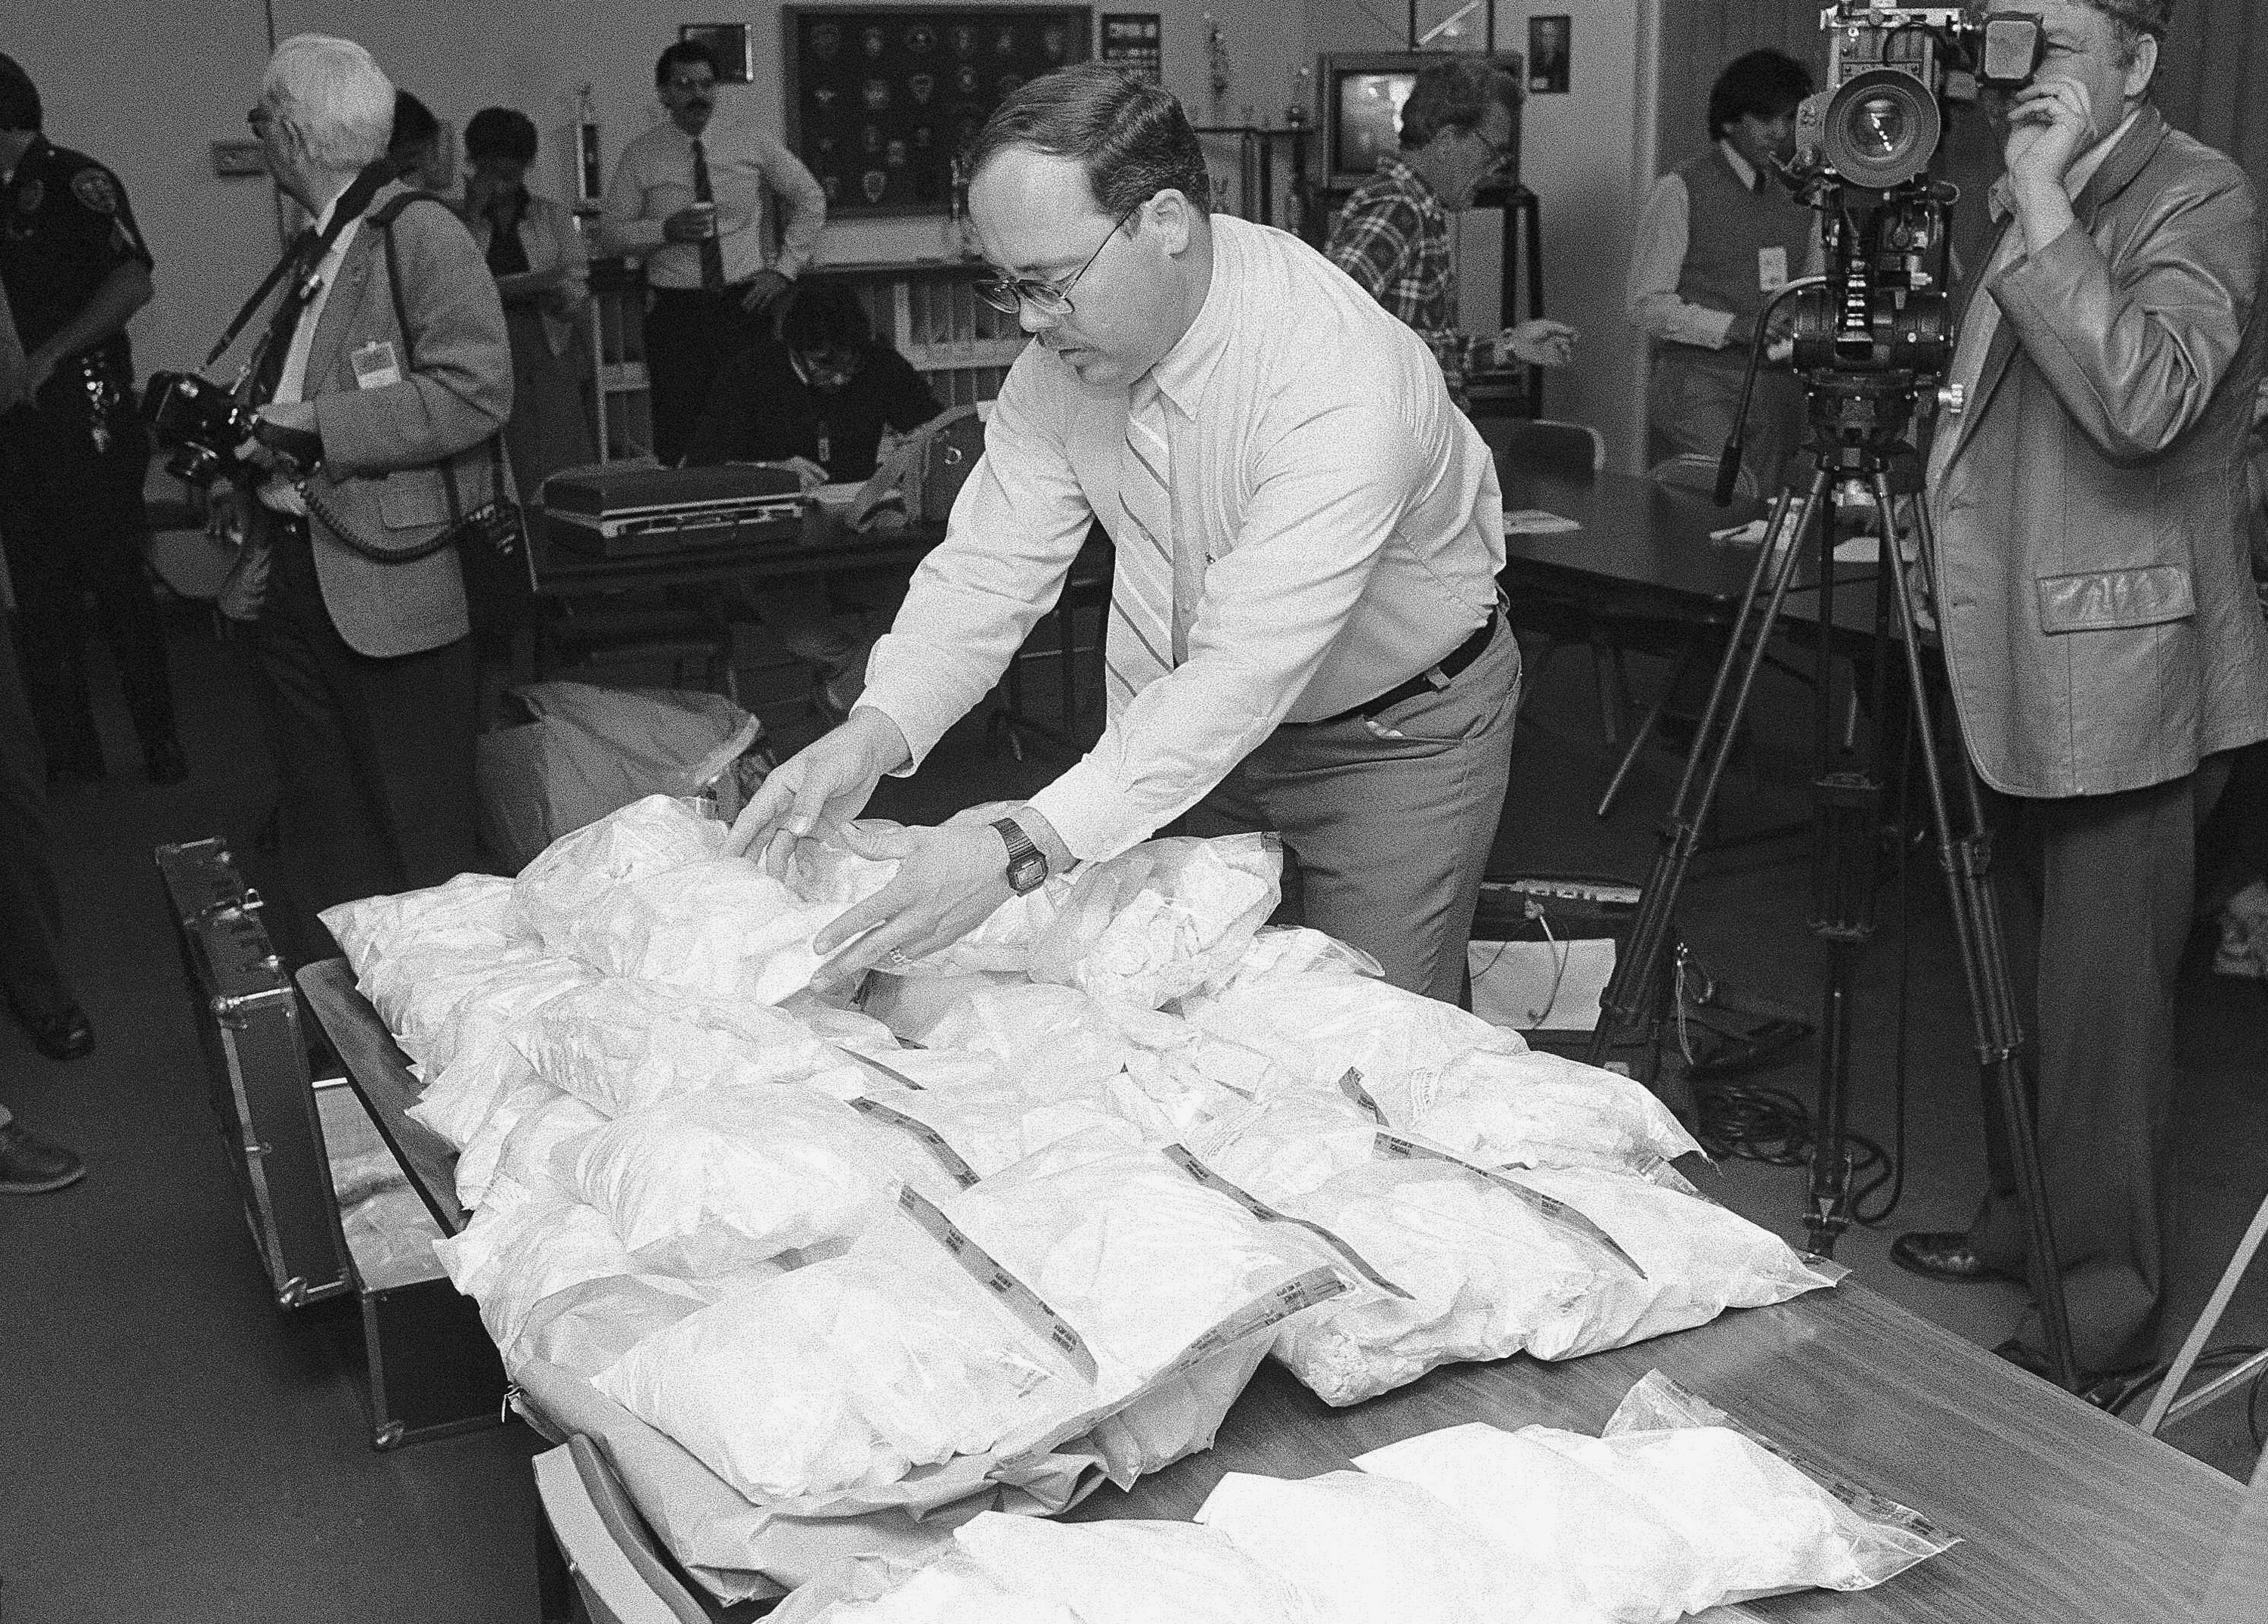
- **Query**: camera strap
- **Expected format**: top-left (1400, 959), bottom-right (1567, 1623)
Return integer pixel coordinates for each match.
top-left (203, 160), bottom-right (395, 373)
top-left (298, 191), bottom-right (519, 568)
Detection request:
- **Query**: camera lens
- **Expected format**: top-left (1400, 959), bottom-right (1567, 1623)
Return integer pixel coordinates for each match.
top-left (1822, 68), bottom-right (1942, 190)
top-left (1850, 93), bottom-right (1911, 161)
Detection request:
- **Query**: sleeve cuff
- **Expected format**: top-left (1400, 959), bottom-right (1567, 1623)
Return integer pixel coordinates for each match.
top-left (1024, 769), bottom-right (1143, 865)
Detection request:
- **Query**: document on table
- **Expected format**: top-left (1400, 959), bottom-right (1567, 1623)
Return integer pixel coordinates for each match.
top-left (1505, 510), bottom-right (1582, 535)
top-left (1830, 536), bottom-right (1917, 565)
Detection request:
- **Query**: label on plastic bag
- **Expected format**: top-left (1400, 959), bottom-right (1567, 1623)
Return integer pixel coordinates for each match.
top-left (1151, 1265), bottom-right (1349, 1384)
top-left (1335, 1068), bottom-right (1387, 1124)
top-left (897, 1186), bottom-right (1098, 1382)
top-left (845, 1050), bottom-right (927, 1091)
top-left (1637, 1153), bottom-right (1705, 1199)
top-left (1162, 1144), bottom-right (1413, 1301)
top-left (850, 1096), bottom-right (980, 1189)
top-left (1372, 1132), bottom-right (1649, 1280)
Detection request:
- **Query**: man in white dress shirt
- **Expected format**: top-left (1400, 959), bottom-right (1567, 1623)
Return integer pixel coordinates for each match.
top-left (599, 40), bottom-right (827, 466)
top-left (727, 66), bottom-right (1520, 1005)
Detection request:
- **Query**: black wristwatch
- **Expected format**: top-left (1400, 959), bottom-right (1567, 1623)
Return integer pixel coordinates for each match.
top-left (990, 815), bottom-right (1049, 895)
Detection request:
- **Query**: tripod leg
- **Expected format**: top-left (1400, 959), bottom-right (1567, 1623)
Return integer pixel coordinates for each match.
top-left (1589, 472), bottom-right (1830, 1068)
top-left (1879, 476), bottom-right (2078, 1390)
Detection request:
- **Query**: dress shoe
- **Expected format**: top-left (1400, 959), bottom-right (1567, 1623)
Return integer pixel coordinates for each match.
top-left (1890, 1230), bottom-right (2014, 1285)
top-left (0, 1120), bottom-right (88, 1195)
top-left (143, 736), bottom-right (190, 786)
top-left (1993, 1339), bottom-right (2152, 1411)
top-left (15, 1000), bottom-right (95, 1061)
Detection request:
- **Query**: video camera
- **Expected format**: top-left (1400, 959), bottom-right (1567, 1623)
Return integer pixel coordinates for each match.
top-left (1713, 5), bottom-right (2045, 500)
top-left (141, 370), bottom-right (261, 489)
top-left (1796, 5), bottom-right (2045, 192)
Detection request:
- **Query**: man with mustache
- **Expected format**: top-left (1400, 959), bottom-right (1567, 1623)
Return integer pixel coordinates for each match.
top-left (1888, 0), bottom-right (2268, 1399)
top-left (600, 40), bottom-right (828, 466)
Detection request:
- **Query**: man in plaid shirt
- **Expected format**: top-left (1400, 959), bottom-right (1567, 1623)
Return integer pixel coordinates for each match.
top-left (1326, 58), bottom-right (1576, 408)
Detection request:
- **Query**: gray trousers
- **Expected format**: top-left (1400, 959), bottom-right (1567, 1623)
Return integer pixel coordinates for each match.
top-left (1184, 616), bottom-right (1520, 1005)
top-left (1969, 757), bottom-right (2230, 1374)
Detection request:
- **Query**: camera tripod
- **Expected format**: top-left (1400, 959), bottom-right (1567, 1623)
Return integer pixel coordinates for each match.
top-left (1585, 373), bottom-right (2079, 1391)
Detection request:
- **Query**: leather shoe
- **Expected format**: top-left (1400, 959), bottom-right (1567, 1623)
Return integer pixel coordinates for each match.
top-left (0, 1120), bottom-right (88, 1195)
top-left (1993, 1339), bottom-right (2152, 1411)
top-left (17, 1000), bottom-right (94, 1061)
top-left (1890, 1230), bottom-right (2014, 1285)
top-left (144, 736), bottom-right (190, 786)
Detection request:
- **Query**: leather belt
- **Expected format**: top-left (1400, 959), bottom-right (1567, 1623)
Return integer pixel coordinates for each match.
top-left (1294, 600), bottom-right (1503, 730)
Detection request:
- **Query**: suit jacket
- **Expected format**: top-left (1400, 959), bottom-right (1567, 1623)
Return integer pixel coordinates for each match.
top-left (1927, 105), bottom-right (2268, 798)
top-left (294, 181), bottom-right (513, 659)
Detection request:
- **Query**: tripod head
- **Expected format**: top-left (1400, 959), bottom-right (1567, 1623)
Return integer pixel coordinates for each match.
top-left (1712, 160), bottom-right (1963, 503)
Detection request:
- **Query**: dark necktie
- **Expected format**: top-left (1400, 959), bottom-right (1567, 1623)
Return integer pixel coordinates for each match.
top-left (250, 228), bottom-right (320, 404)
top-left (691, 138), bottom-right (726, 293)
top-left (486, 197), bottom-right (530, 278)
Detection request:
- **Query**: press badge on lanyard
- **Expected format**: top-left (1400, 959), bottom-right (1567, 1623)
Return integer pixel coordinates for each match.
top-left (1758, 246), bottom-right (1789, 292)
top-left (351, 341), bottom-right (401, 389)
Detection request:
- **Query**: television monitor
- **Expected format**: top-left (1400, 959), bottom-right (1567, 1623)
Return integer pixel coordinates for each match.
top-left (1316, 51), bottom-right (1523, 192)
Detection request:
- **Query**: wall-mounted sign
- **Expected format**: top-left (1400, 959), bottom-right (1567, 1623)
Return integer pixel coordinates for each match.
top-left (1100, 14), bottom-right (1162, 82)
top-left (1528, 15), bottom-right (1570, 95)
top-left (680, 22), bottom-right (757, 82)
top-left (210, 139), bottom-right (268, 178)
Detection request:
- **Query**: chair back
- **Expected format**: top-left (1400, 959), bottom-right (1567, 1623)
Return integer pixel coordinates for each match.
top-left (1485, 417), bottom-right (1607, 480)
top-left (1649, 452), bottom-right (1756, 502)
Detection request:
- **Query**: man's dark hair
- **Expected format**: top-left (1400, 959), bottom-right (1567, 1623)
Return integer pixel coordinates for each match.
top-left (1706, 49), bottom-right (1813, 140)
top-left (389, 88), bottom-right (438, 160)
top-left (464, 106), bottom-right (538, 165)
top-left (782, 282), bottom-right (875, 356)
top-left (966, 64), bottom-right (1212, 219)
top-left (1398, 58), bottom-right (1520, 150)
top-left (655, 39), bottom-right (719, 87)
top-left (0, 53), bottom-right (42, 133)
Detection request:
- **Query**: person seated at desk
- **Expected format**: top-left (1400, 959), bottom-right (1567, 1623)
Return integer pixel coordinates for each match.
top-left (683, 281), bottom-right (943, 483)
top-left (686, 284), bottom-right (943, 719)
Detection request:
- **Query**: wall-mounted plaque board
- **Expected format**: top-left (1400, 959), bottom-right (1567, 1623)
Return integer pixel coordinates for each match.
top-left (784, 5), bottom-right (1093, 216)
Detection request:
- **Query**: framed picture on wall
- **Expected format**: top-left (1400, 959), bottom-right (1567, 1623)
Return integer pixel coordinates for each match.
top-left (1527, 15), bottom-right (1570, 94)
top-left (783, 5), bottom-right (1093, 216)
top-left (680, 23), bottom-right (757, 83)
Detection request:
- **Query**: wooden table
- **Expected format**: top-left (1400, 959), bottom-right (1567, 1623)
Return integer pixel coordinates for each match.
top-left (1495, 466), bottom-right (1884, 644)
top-left (295, 958), bottom-right (2244, 1622)
top-left (1076, 1288), bottom-right (2239, 1622)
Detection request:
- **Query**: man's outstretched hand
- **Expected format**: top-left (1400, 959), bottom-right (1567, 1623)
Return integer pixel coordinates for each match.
top-left (725, 708), bottom-right (912, 872)
top-left (804, 817), bottom-right (1020, 992)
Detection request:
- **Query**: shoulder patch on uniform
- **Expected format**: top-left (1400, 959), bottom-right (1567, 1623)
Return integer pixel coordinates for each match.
top-left (70, 169), bottom-right (119, 215)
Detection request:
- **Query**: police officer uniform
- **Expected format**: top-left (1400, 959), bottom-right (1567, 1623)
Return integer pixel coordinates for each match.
top-left (0, 134), bottom-right (181, 785)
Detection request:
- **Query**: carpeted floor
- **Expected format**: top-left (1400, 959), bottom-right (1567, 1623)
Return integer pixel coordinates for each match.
top-left (0, 600), bottom-right (2261, 1622)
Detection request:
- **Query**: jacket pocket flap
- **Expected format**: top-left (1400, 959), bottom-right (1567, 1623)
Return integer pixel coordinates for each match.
top-left (376, 470), bottom-right (452, 532)
top-left (2035, 565), bottom-right (2195, 634)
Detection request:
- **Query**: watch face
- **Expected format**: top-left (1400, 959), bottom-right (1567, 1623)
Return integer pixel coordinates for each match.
top-left (1006, 851), bottom-right (1047, 894)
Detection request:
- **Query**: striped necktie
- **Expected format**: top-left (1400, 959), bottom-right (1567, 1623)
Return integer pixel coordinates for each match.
top-left (1107, 375), bottom-right (1182, 708)
top-left (691, 138), bottom-right (726, 293)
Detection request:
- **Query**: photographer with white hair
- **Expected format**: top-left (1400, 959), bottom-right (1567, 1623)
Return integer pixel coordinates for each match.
top-left (222, 34), bottom-right (512, 965)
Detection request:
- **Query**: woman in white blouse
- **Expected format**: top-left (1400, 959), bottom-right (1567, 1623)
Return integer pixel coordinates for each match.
top-left (457, 106), bottom-right (596, 504)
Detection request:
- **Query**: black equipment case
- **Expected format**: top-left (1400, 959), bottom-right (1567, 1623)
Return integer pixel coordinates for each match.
top-left (156, 837), bottom-right (350, 1309)
top-left (156, 838), bottom-right (506, 1448)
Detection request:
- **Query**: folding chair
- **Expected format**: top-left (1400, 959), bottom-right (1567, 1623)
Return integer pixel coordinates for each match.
top-left (533, 1434), bottom-right (766, 1624)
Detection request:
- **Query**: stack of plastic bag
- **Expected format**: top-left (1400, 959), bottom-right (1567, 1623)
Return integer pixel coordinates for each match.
top-left (507, 793), bottom-right (727, 953)
top-left (772, 1513), bottom-right (1323, 1624)
top-left (1027, 834), bottom-right (1283, 1010)
top-left (321, 871), bottom-right (516, 1005)
top-left (1187, 1094), bottom-right (1831, 1402)
top-left (571, 1083), bottom-right (968, 1263)
top-left (516, 978), bottom-right (869, 1116)
top-left (1352, 1372), bottom-right (1957, 1621)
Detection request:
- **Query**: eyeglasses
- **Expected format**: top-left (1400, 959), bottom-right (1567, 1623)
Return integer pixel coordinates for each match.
top-left (1469, 126), bottom-right (1514, 170)
top-left (972, 202), bottom-right (1144, 318)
